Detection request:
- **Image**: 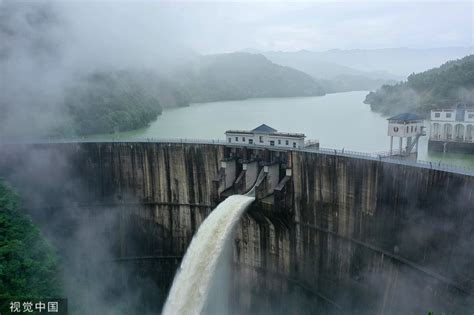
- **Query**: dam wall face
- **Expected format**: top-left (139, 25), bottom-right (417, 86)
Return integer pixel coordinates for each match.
top-left (0, 142), bottom-right (473, 314)
top-left (0, 142), bottom-right (225, 313)
top-left (290, 152), bottom-right (474, 314)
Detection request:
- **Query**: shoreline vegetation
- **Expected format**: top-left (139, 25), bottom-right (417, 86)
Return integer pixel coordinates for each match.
top-left (364, 55), bottom-right (474, 116)
top-left (62, 53), bottom-right (326, 136)
top-left (0, 179), bottom-right (62, 308)
top-left (64, 71), bottom-right (164, 136)
top-left (50, 53), bottom-right (473, 137)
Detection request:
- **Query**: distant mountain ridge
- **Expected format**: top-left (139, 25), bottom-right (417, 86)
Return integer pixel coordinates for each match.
top-left (317, 47), bottom-right (474, 76)
top-left (261, 47), bottom-right (473, 77)
top-left (250, 47), bottom-right (472, 93)
top-left (172, 52), bottom-right (325, 102)
top-left (262, 50), bottom-right (401, 80)
top-left (364, 55), bottom-right (474, 116)
top-left (260, 50), bottom-right (401, 92)
top-left (63, 50), bottom-right (474, 135)
top-left (62, 53), bottom-right (325, 135)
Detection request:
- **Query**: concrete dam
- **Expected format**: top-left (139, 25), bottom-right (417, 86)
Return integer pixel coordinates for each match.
top-left (0, 141), bottom-right (473, 314)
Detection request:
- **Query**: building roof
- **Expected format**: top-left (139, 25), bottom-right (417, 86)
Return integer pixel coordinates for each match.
top-left (251, 124), bottom-right (277, 133)
top-left (225, 124), bottom-right (305, 138)
top-left (225, 130), bottom-right (305, 138)
top-left (387, 113), bottom-right (424, 122)
top-left (273, 132), bottom-right (305, 138)
top-left (432, 105), bottom-right (474, 112)
top-left (224, 130), bottom-right (253, 135)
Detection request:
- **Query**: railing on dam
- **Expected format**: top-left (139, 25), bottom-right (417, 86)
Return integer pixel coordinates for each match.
top-left (313, 146), bottom-right (474, 176)
top-left (6, 137), bottom-right (474, 176)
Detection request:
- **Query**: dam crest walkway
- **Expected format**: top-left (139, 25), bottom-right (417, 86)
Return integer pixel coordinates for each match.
top-left (7, 137), bottom-right (474, 176)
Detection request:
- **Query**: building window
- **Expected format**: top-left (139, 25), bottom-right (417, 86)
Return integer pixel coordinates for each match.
top-left (235, 137), bottom-right (238, 141)
top-left (469, 114), bottom-right (474, 119)
top-left (249, 139), bottom-right (253, 144)
top-left (242, 137), bottom-right (245, 142)
top-left (278, 139), bottom-right (281, 145)
top-left (435, 113), bottom-right (441, 118)
top-left (406, 126), bottom-right (409, 132)
top-left (411, 126), bottom-right (413, 132)
top-left (228, 138), bottom-right (231, 143)
top-left (259, 136), bottom-right (263, 143)
top-left (293, 142), bottom-right (296, 148)
top-left (285, 140), bottom-right (289, 145)
top-left (415, 126), bottom-right (417, 132)
top-left (270, 141), bottom-right (275, 146)
top-left (446, 113), bottom-right (452, 118)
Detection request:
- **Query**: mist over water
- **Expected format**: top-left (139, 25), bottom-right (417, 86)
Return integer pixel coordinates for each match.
top-left (162, 195), bottom-right (255, 315)
top-left (103, 91), bottom-right (474, 168)
top-left (1, 1), bottom-right (472, 314)
top-left (1, 1), bottom-right (471, 140)
top-left (109, 91), bottom-right (387, 151)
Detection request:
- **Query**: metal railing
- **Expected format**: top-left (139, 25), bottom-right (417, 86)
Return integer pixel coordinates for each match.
top-left (430, 136), bottom-right (474, 143)
top-left (308, 147), bottom-right (474, 176)
top-left (304, 139), bottom-right (320, 146)
top-left (4, 137), bottom-right (474, 176)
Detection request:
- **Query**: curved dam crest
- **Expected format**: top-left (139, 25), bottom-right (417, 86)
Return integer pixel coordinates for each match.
top-left (0, 141), bottom-right (473, 314)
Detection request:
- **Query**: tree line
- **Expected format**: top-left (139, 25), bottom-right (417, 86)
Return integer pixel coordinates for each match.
top-left (364, 55), bottom-right (474, 116)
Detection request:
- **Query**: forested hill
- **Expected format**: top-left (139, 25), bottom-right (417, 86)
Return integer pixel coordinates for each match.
top-left (364, 55), bottom-right (474, 116)
top-left (262, 50), bottom-right (400, 92)
top-left (0, 179), bottom-right (61, 308)
top-left (176, 53), bottom-right (325, 102)
top-left (64, 71), bottom-right (175, 135)
top-left (62, 53), bottom-right (325, 135)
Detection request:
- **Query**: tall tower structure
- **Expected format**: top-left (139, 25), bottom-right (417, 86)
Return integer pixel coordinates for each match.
top-left (387, 113), bottom-right (425, 157)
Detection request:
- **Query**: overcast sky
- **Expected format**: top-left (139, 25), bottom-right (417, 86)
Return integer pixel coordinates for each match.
top-left (0, 0), bottom-right (472, 138)
top-left (171, 1), bottom-right (474, 53)
top-left (55, 0), bottom-right (473, 54)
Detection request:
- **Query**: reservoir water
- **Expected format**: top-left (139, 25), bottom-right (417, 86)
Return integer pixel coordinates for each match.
top-left (106, 91), bottom-right (474, 168)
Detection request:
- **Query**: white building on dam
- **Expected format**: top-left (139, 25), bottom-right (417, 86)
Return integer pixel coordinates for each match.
top-left (225, 124), bottom-right (318, 149)
top-left (429, 104), bottom-right (474, 153)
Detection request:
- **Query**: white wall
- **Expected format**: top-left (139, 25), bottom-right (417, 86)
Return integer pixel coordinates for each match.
top-left (387, 122), bottom-right (423, 137)
top-left (465, 111), bottom-right (474, 122)
top-left (225, 132), bottom-right (305, 148)
top-left (226, 133), bottom-right (252, 144)
top-left (430, 121), bottom-right (474, 141)
top-left (431, 110), bottom-right (456, 121)
top-left (268, 135), bottom-right (304, 148)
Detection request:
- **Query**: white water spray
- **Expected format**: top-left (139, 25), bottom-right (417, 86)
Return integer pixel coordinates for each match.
top-left (162, 195), bottom-right (255, 315)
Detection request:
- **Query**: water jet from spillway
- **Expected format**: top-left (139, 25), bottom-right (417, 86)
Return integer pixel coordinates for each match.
top-left (162, 195), bottom-right (255, 315)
